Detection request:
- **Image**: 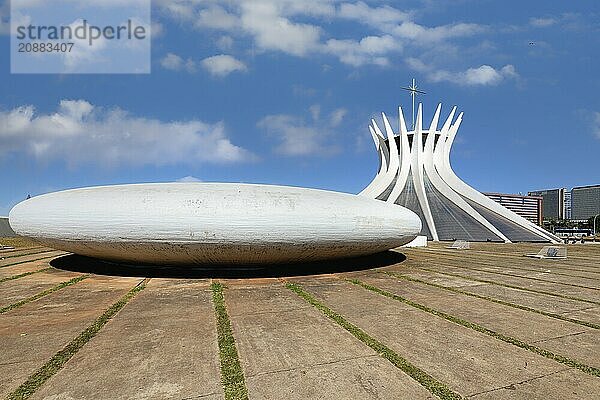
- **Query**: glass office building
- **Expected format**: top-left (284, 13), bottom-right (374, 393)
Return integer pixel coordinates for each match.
top-left (528, 188), bottom-right (564, 220)
top-left (571, 185), bottom-right (600, 220)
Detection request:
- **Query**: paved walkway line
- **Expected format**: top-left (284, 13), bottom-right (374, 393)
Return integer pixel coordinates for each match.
top-left (384, 271), bottom-right (599, 330)
top-left (6, 278), bottom-right (149, 400)
top-left (0, 268), bottom-right (52, 284)
top-left (0, 275), bottom-right (88, 314)
top-left (211, 282), bottom-right (248, 400)
top-left (350, 278), bottom-right (599, 378)
top-left (286, 282), bottom-right (464, 400)
top-left (412, 265), bottom-right (600, 306)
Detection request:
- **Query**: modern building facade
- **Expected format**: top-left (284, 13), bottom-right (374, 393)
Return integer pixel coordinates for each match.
top-left (528, 188), bottom-right (564, 220)
top-left (564, 191), bottom-right (572, 220)
top-left (360, 103), bottom-right (559, 243)
top-left (571, 185), bottom-right (600, 220)
top-left (484, 193), bottom-right (543, 226)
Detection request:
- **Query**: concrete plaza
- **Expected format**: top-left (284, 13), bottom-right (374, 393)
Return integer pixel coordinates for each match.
top-left (0, 241), bottom-right (598, 399)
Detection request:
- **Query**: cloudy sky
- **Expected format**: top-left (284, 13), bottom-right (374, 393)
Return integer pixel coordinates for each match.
top-left (1, 0), bottom-right (599, 214)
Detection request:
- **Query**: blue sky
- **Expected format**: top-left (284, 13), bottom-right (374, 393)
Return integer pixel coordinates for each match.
top-left (1, 0), bottom-right (599, 215)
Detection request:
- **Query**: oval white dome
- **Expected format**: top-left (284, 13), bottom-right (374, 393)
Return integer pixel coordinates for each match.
top-left (9, 183), bottom-right (421, 264)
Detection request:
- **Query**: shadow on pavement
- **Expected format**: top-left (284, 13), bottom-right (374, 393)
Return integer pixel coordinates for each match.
top-left (50, 251), bottom-right (407, 279)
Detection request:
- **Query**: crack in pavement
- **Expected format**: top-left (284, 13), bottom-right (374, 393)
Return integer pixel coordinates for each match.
top-left (530, 330), bottom-right (588, 344)
top-left (465, 367), bottom-right (572, 398)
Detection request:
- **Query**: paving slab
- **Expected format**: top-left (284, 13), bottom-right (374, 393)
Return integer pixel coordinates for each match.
top-left (468, 368), bottom-right (599, 400)
top-left (406, 245), bottom-right (600, 272)
top-left (360, 273), bottom-right (590, 342)
top-left (226, 282), bottom-right (432, 399)
top-left (359, 274), bottom-right (600, 368)
top-left (0, 250), bottom-right (64, 267)
top-left (560, 306), bottom-right (600, 325)
top-left (226, 283), bottom-right (311, 318)
top-left (419, 264), bottom-right (600, 302)
top-left (460, 283), bottom-right (600, 324)
top-left (32, 278), bottom-right (222, 400)
top-left (397, 268), bottom-right (598, 316)
top-left (0, 268), bottom-right (83, 308)
top-left (417, 251), bottom-right (600, 282)
top-left (0, 258), bottom-right (53, 279)
top-left (298, 279), bottom-right (586, 398)
top-left (438, 262), bottom-right (600, 290)
top-left (0, 275), bottom-right (140, 398)
top-left (247, 355), bottom-right (434, 400)
top-left (2, 242), bottom-right (598, 399)
top-left (388, 267), bottom-right (488, 288)
top-left (531, 331), bottom-right (600, 368)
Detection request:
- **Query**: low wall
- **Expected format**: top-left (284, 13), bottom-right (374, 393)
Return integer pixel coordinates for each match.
top-left (0, 217), bottom-right (16, 237)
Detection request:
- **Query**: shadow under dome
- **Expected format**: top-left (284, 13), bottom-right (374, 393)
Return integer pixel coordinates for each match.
top-left (50, 251), bottom-right (408, 279)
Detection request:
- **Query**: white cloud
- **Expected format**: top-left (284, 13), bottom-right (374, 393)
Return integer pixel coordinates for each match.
top-left (161, 53), bottom-right (246, 77)
top-left (154, 1), bottom-right (498, 76)
top-left (240, 2), bottom-right (322, 56)
top-left (155, 0), bottom-right (197, 21)
top-left (196, 5), bottom-right (240, 30)
top-left (258, 110), bottom-right (341, 157)
top-left (258, 114), bottom-right (339, 156)
top-left (324, 35), bottom-right (399, 66)
top-left (338, 1), bottom-right (409, 27)
top-left (330, 108), bottom-right (347, 127)
top-left (0, 100), bottom-right (255, 167)
top-left (160, 52), bottom-right (196, 73)
top-left (60, 18), bottom-right (109, 70)
top-left (392, 21), bottom-right (485, 44)
top-left (407, 57), bottom-right (518, 86)
top-left (529, 17), bottom-right (557, 28)
top-left (201, 54), bottom-right (247, 77)
top-left (151, 22), bottom-right (165, 38)
top-left (160, 53), bottom-right (183, 70)
top-left (176, 176), bottom-right (202, 182)
top-left (461, 65), bottom-right (504, 86)
top-left (216, 35), bottom-right (234, 50)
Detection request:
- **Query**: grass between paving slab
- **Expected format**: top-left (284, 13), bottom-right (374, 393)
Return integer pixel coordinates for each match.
top-left (0, 275), bottom-right (88, 314)
top-left (350, 278), bottom-right (600, 378)
top-left (7, 278), bottom-right (149, 400)
top-left (385, 271), bottom-right (599, 330)
top-left (413, 265), bottom-right (600, 306)
top-left (285, 282), bottom-right (464, 400)
top-left (0, 267), bottom-right (52, 284)
top-left (211, 282), bottom-right (249, 400)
